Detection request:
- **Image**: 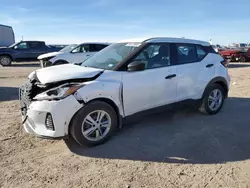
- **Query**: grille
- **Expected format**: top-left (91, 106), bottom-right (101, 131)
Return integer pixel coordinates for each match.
top-left (19, 81), bottom-right (33, 115)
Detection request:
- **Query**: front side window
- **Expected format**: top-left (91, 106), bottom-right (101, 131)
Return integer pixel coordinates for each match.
top-left (71, 44), bottom-right (90, 53)
top-left (81, 43), bottom-right (141, 70)
top-left (132, 44), bottom-right (170, 69)
top-left (176, 44), bottom-right (198, 64)
top-left (81, 44), bottom-right (90, 52)
top-left (15, 42), bottom-right (28, 49)
top-left (60, 44), bottom-right (78, 52)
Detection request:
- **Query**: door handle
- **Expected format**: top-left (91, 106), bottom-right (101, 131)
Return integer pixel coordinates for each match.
top-left (165, 74), bottom-right (176, 79)
top-left (206, 64), bottom-right (214, 68)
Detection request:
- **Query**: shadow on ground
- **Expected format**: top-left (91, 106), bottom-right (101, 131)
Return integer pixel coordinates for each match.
top-left (0, 87), bottom-right (19, 101)
top-left (66, 97), bottom-right (250, 164)
top-left (229, 63), bottom-right (250, 68)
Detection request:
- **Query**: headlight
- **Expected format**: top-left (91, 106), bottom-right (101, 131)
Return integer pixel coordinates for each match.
top-left (34, 84), bottom-right (83, 100)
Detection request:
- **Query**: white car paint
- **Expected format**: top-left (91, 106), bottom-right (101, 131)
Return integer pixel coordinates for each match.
top-left (38, 42), bottom-right (110, 65)
top-left (34, 64), bottom-right (103, 84)
top-left (48, 51), bottom-right (94, 64)
top-left (38, 51), bottom-right (64, 60)
top-left (20, 37), bottom-right (230, 140)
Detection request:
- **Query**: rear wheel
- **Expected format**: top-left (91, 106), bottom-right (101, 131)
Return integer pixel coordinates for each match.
top-left (199, 84), bottom-right (225, 115)
top-left (0, 56), bottom-right (12, 66)
top-left (239, 56), bottom-right (246, 62)
top-left (70, 101), bottom-right (118, 147)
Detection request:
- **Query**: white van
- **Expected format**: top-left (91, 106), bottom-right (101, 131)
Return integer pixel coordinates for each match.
top-left (0, 24), bottom-right (15, 47)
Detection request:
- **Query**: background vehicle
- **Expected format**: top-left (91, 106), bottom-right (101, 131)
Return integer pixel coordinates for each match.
top-left (38, 42), bottom-right (110, 67)
top-left (0, 24), bottom-right (15, 47)
top-left (220, 48), bottom-right (250, 62)
top-left (0, 41), bottom-right (61, 66)
top-left (38, 44), bottom-right (77, 67)
top-left (20, 37), bottom-right (230, 147)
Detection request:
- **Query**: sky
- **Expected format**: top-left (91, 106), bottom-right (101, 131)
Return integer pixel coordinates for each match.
top-left (0, 0), bottom-right (250, 45)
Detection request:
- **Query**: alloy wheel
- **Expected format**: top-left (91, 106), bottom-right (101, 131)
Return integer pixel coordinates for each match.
top-left (81, 110), bottom-right (111, 141)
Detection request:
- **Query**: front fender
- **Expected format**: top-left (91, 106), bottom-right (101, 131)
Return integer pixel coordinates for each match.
top-left (75, 80), bottom-right (124, 117)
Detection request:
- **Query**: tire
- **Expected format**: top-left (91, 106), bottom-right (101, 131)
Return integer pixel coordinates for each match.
top-left (239, 56), bottom-right (246, 62)
top-left (0, 55), bottom-right (12, 66)
top-left (199, 84), bottom-right (225, 115)
top-left (70, 101), bottom-right (118, 147)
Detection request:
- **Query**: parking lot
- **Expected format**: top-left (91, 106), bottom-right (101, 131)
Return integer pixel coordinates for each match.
top-left (1, 62), bottom-right (250, 188)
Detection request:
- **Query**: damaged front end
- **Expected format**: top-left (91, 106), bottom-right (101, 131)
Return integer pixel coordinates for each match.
top-left (20, 70), bottom-right (103, 116)
top-left (19, 68), bottom-right (104, 138)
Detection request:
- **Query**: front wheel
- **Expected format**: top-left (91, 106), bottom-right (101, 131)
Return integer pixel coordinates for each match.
top-left (199, 84), bottom-right (225, 115)
top-left (70, 101), bottom-right (118, 147)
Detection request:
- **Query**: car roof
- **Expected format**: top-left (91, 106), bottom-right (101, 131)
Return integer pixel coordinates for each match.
top-left (118, 37), bottom-right (210, 46)
top-left (21, 41), bottom-right (45, 43)
top-left (78, 42), bottom-right (111, 45)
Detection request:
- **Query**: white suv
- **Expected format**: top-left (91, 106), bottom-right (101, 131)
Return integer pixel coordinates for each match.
top-left (20, 37), bottom-right (230, 146)
top-left (38, 42), bottom-right (110, 67)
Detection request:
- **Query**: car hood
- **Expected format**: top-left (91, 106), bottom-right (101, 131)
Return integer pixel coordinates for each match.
top-left (30, 64), bottom-right (104, 84)
top-left (38, 51), bottom-right (64, 60)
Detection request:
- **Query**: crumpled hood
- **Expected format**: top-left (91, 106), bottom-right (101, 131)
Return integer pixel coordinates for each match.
top-left (38, 51), bottom-right (64, 60)
top-left (29, 64), bottom-right (103, 84)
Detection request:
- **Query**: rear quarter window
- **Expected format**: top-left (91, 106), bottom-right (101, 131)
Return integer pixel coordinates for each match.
top-left (196, 45), bottom-right (207, 61)
top-left (176, 44), bottom-right (198, 64)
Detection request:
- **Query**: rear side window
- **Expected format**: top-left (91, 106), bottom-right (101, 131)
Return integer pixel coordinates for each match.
top-left (176, 44), bottom-right (198, 64)
top-left (29, 42), bottom-right (44, 49)
top-left (196, 45), bottom-right (207, 61)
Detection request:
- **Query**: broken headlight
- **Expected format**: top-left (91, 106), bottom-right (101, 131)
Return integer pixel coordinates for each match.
top-left (34, 84), bottom-right (83, 100)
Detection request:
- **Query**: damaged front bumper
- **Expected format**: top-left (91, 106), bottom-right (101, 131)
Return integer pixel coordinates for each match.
top-left (21, 95), bottom-right (82, 139)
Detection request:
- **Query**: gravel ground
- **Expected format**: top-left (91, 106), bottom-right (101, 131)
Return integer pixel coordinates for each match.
top-left (1, 62), bottom-right (250, 188)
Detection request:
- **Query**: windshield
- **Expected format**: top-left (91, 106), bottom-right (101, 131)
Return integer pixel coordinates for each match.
top-left (60, 44), bottom-right (78, 52)
top-left (9, 42), bottom-right (20, 48)
top-left (81, 42), bottom-right (141, 70)
top-left (239, 43), bottom-right (247, 48)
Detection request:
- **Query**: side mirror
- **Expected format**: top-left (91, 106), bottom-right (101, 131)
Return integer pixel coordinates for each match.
top-left (127, 61), bottom-right (145, 72)
top-left (14, 46), bottom-right (18, 49)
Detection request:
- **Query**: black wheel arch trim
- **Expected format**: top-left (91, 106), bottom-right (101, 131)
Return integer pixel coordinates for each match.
top-left (203, 77), bottom-right (229, 98)
top-left (54, 59), bottom-right (69, 65)
top-left (0, 54), bottom-right (13, 61)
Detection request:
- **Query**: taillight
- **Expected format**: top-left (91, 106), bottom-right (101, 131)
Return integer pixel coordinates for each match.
top-left (221, 59), bottom-right (229, 68)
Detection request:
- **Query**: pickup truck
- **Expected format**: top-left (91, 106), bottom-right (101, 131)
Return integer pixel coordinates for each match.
top-left (0, 41), bottom-right (62, 66)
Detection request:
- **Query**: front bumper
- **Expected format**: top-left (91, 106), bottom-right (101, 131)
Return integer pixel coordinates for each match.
top-left (22, 95), bottom-right (82, 138)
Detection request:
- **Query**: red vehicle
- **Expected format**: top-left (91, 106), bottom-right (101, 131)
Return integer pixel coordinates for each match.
top-left (220, 49), bottom-right (250, 62)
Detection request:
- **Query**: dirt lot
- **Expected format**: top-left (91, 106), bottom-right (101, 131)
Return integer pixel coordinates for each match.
top-left (1, 62), bottom-right (250, 188)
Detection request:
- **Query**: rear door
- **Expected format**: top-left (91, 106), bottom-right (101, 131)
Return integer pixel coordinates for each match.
top-left (27, 42), bottom-right (46, 59)
top-left (174, 43), bottom-right (215, 101)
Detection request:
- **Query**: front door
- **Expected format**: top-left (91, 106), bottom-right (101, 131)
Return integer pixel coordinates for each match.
top-left (13, 42), bottom-right (30, 60)
top-left (122, 43), bottom-right (178, 116)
